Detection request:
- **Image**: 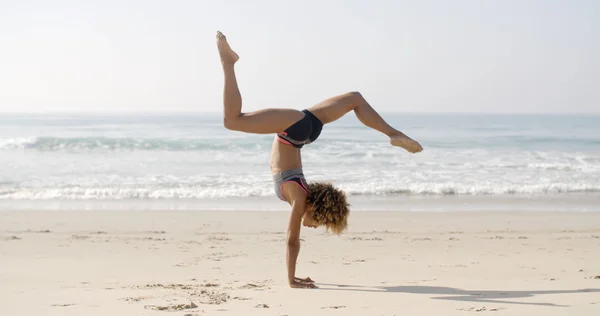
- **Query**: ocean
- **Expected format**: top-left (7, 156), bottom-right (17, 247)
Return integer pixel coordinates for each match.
top-left (1, 113), bottom-right (599, 211)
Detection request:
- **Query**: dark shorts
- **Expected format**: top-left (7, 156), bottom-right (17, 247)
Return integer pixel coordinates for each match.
top-left (276, 109), bottom-right (323, 148)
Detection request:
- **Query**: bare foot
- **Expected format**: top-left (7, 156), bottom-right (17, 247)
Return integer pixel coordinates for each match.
top-left (390, 135), bottom-right (423, 153)
top-left (216, 31), bottom-right (239, 65)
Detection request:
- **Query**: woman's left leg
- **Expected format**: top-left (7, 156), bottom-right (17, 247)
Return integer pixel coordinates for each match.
top-left (217, 31), bottom-right (305, 134)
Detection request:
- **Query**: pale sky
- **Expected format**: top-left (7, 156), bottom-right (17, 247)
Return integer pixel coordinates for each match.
top-left (1, 0), bottom-right (598, 114)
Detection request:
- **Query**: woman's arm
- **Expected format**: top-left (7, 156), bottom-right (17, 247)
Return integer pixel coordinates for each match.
top-left (284, 185), bottom-right (317, 289)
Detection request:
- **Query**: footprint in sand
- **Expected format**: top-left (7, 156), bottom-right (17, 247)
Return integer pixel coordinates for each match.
top-left (199, 282), bottom-right (219, 287)
top-left (347, 236), bottom-right (383, 241)
top-left (208, 236), bottom-right (231, 242)
top-left (137, 282), bottom-right (231, 305)
top-left (145, 301), bottom-right (198, 311)
top-left (239, 280), bottom-right (272, 290)
top-left (411, 237), bottom-right (432, 242)
top-left (192, 290), bottom-right (230, 305)
top-left (141, 237), bottom-right (166, 241)
top-left (233, 296), bottom-right (251, 301)
top-left (457, 306), bottom-right (503, 312)
top-left (185, 240), bottom-right (202, 245)
top-left (240, 283), bottom-right (261, 289)
top-left (146, 231), bottom-right (166, 234)
top-left (140, 283), bottom-right (195, 290)
top-left (122, 296), bottom-right (153, 302)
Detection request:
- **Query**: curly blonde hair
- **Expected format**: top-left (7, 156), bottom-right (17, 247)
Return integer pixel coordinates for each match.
top-left (306, 182), bottom-right (350, 235)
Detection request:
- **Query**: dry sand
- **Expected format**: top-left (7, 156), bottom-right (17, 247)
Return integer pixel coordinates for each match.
top-left (1, 210), bottom-right (599, 315)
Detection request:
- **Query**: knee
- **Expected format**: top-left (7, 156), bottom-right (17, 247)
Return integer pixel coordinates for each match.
top-left (346, 91), bottom-right (364, 101)
top-left (344, 91), bottom-right (366, 106)
top-left (223, 117), bottom-right (238, 131)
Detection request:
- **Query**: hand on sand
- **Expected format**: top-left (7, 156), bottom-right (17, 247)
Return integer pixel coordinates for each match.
top-left (290, 280), bottom-right (318, 289)
top-left (295, 276), bottom-right (314, 284)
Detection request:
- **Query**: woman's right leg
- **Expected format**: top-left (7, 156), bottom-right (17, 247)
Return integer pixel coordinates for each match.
top-left (218, 32), bottom-right (304, 134)
top-left (307, 92), bottom-right (423, 153)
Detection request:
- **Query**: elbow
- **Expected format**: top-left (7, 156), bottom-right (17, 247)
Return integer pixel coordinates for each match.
top-left (286, 237), bottom-right (300, 248)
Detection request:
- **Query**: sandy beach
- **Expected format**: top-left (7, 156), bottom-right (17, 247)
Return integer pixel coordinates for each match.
top-left (1, 210), bottom-right (599, 316)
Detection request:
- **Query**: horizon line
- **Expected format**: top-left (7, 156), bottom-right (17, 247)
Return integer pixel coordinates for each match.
top-left (1, 111), bottom-right (599, 116)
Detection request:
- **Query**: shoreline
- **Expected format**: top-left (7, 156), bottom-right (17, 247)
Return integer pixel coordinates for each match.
top-left (1, 193), bottom-right (599, 212)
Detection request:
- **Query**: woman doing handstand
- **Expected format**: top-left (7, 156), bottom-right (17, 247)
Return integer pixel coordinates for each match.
top-left (216, 31), bottom-right (423, 288)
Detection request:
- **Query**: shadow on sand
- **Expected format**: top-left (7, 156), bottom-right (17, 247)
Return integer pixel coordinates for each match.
top-left (317, 283), bottom-right (600, 307)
